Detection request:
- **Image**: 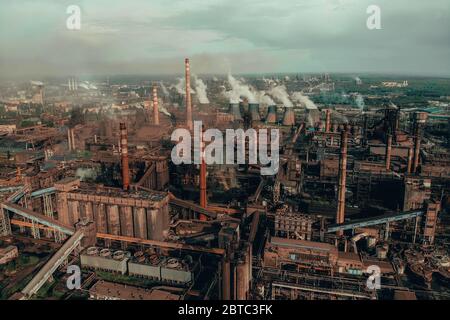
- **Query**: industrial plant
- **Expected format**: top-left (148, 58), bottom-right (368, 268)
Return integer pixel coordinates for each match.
top-left (0, 58), bottom-right (449, 301)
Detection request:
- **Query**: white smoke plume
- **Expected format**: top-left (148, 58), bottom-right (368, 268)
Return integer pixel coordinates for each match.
top-left (159, 103), bottom-right (171, 117)
top-left (291, 92), bottom-right (317, 110)
top-left (355, 94), bottom-right (365, 111)
top-left (255, 90), bottom-right (275, 105)
top-left (268, 85), bottom-right (293, 108)
top-left (223, 73), bottom-right (257, 103)
top-left (160, 81), bottom-right (169, 96)
top-left (193, 76), bottom-right (209, 104)
top-left (173, 78), bottom-right (195, 95)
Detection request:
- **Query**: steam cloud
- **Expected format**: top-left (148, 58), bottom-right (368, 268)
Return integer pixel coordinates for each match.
top-left (355, 94), bottom-right (365, 111)
top-left (173, 78), bottom-right (195, 95)
top-left (193, 76), bottom-right (210, 104)
top-left (291, 91), bottom-right (317, 109)
top-left (160, 81), bottom-right (169, 96)
top-left (268, 85), bottom-right (293, 108)
top-left (224, 73), bottom-right (256, 103)
top-left (223, 73), bottom-right (275, 105)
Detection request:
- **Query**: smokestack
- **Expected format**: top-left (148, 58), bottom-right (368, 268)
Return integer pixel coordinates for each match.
top-left (249, 103), bottom-right (260, 121)
top-left (229, 103), bottom-right (242, 121)
top-left (265, 105), bottom-right (277, 123)
top-left (325, 109), bottom-right (331, 133)
top-left (385, 133), bottom-right (392, 170)
top-left (152, 84), bottom-right (159, 125)
top-left (120, 123), bottom-right (130, 191)
top-left (67, 129), bottom-right (72, 151)
top-left (199, 127), bottom-right (207, 220)
top-left (412, 112), bottom-right (428, 173)
top-left (336, 127), bottom-right (348, 235)
top-left (407, 147), bottom-right (413, 174)
top-left (68, 78), bottom-right (72, 91)
top-left (282, 107), bottom-right (295, 126)
top-left (71, 129), bottom-right (75, 151)
top-left (185, 58), bottom-right (193, 131)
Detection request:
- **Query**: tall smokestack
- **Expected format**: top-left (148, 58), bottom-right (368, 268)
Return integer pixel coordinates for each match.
top-left (385, 133), bottom-right (392, 170)
top-left (71, 129), bottom-right (75, 151)
top-left (67, 129), bottom-right (72, 151)
top-left (407, 147), bottom-right (413, 174)
top-left (265, 105), bottom-right (277, 124)
top-left (199, 127), bottom-right (207, 220)
top-left (325, 109), bottom-right (331, 133)
top-left (412, 112), bottom-right (428, 174)
top-left (336, 127), bottom-right (348, 235)
top-left (282, 107), bottom-right (295, 126)
top-left (185, 58), bottom-right (193, 131)
top-left (152, 84), bottom-right (159, 125)
top-left (120, 123), bottom-right (130, 191)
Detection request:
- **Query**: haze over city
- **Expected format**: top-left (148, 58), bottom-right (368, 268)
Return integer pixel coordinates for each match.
top-left (0, 0), bottom-right (449, 78)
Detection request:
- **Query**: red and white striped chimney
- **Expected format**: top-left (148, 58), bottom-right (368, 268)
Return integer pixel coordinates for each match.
top-left (152, 84), bottom-right (159, 125)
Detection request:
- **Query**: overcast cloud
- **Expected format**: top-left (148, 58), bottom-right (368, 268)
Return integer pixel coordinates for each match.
top-left (0, 0), bottom-right (449, 78)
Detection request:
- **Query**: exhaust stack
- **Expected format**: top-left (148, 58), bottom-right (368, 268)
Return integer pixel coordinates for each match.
top-left (325, 109), bottom-right (331, 132)
top-left (407, 147), bottom-right (413, 174)
top-left (199, 127), bottom-right (207, 220)
top-left (282, 107), bottom-right (295, 126)
top-left (385, 133), bottom-right (392, 170)
top-left (152, 84), bottom-right (159, 125)
top-left (185, 58), bottom-right (193, 131)
top-left (71, 129), bottom-right (75, 150)
top-left (412, 112), bottom-right (428, 173)
top-left (67, 129), bottom-right (72, 151)
top-left (265, 105), bottom-right (277, 123)
top-left (120, 123), bottom-right (130, 191)
top-left (336, 127), bottom-right (348, 235)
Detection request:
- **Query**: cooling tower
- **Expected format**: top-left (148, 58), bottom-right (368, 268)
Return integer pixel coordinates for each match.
top-left (249, 103), bottom-right (260, 121)
top-left (282, 107), bottom-right (295, 126)
top-left (265, 105), bottom-right (277, 123)
top-left (229, 103), bottom-right (243, 121)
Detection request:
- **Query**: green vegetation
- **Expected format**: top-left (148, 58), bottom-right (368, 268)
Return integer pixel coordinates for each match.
top-left (96, 270), bottom-right (157, 288)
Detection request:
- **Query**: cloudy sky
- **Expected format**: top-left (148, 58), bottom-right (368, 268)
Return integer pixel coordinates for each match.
top-left (0, 0), bottom-right (449, 78)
